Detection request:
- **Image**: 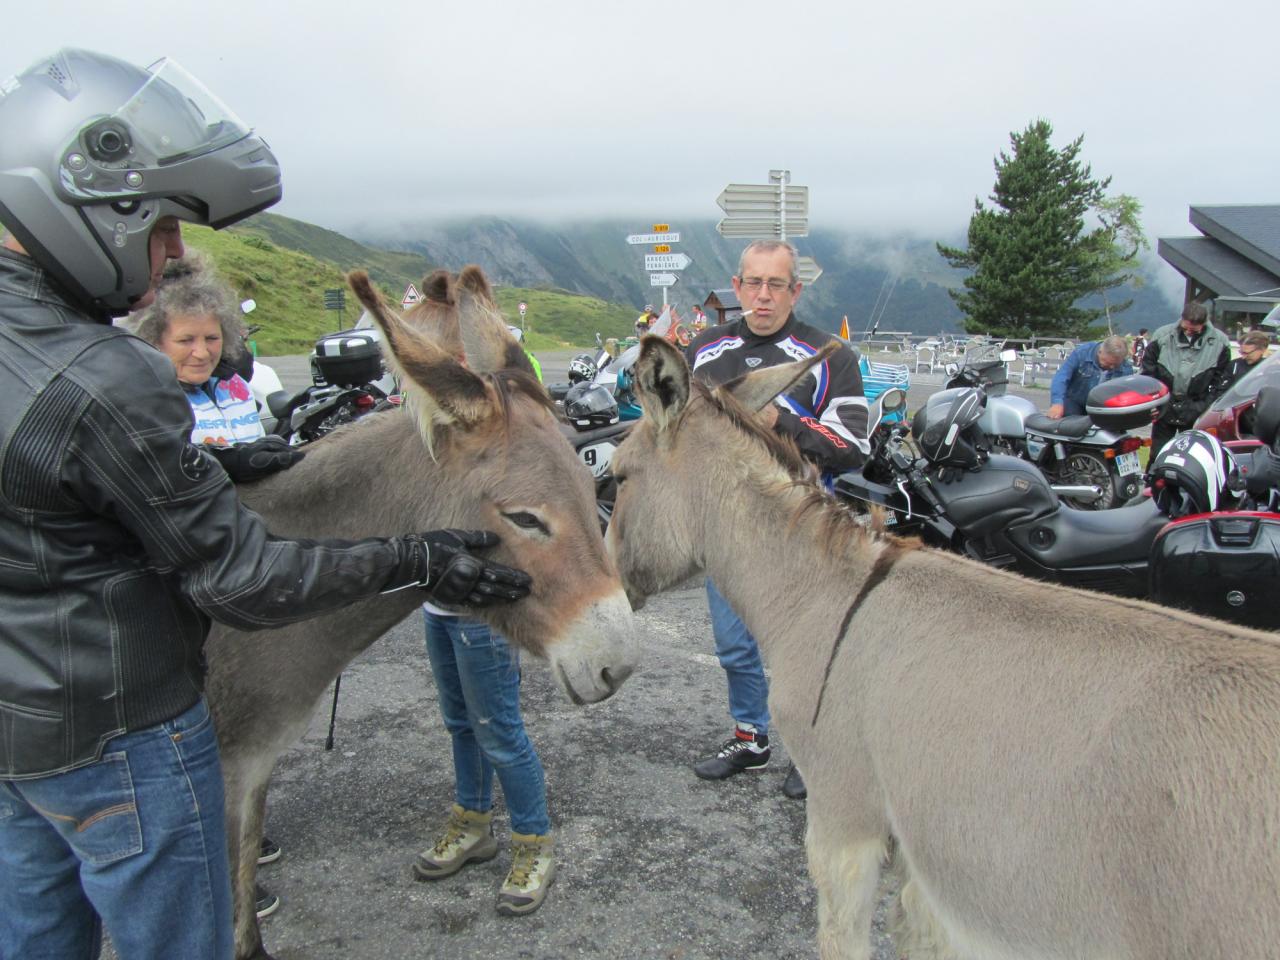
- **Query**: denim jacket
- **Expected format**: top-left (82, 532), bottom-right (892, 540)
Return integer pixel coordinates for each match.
top-left (1050, 342), bottom-right (1133, 416)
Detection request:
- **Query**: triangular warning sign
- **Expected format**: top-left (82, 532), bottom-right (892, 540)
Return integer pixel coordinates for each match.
top-left (839, 315), bottom-right (850, 340)
top-left (401, 283), bottom-right (421, 308)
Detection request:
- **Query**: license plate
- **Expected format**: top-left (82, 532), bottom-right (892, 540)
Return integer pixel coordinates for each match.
top-left (1116, 451), bottom-right (1142, 476)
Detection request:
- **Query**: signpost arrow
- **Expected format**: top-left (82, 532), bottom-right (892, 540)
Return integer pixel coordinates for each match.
top-left (716, 218), bottom-right (810, 239)
top-left (649, 272), bottom-right (678, 287)
top-left (717, 184), bottom-right (809, 217)
top-left (626, 232), bottom-right (681, 245)
top-left (644, 252), bottom-right (691, 271)
top-left (796, 256), bottom-right (823, 285)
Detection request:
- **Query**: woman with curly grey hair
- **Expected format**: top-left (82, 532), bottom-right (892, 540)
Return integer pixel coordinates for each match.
top-left (132, 252), bottom-right (302, 480)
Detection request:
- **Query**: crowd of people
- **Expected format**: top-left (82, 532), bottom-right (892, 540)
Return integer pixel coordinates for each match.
top-left (2, 43), bottom-right (1277, 960)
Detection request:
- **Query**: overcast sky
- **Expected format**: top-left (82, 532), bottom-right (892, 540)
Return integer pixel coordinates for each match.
top-left (8, 0), bottom-right (1276, 254)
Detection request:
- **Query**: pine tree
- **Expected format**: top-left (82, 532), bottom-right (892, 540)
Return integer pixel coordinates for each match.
top-left (937, 120), bottom-right (1146, 341)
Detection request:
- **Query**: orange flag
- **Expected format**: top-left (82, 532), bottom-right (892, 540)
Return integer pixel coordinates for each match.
top-left (839, 315), bottom-right (851, 340)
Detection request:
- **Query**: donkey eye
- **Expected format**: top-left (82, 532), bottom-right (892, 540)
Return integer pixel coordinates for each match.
top-left (503, 511), bottom-right (549, 535)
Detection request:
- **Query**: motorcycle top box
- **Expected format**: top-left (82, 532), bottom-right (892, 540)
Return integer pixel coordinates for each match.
top-left (1085, 375), bottom-right (1169, 431)
top-left (313, 329), bottom-right (384, 387)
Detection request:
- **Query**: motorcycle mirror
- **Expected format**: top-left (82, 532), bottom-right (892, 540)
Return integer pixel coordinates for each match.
top-left (1000, 349), bottom-right (1018, 362)
top-left (240, 299), bottom-right (257, 316)
top-left (880, 387), bottom-right (908, 413)
top-left (595, 332), bottom-right (604, 347)
top-left (944, 362), bottom-right (959, 377)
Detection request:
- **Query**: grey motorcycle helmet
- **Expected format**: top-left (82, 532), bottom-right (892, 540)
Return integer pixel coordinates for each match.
top-left (0, 48), bottom-right (282, 315)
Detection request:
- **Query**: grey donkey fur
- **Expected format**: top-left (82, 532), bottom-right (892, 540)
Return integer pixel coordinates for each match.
top-left (207, 268), bottom-right (636, 960)
top-left (607, 335), bottom-right (1280, 960)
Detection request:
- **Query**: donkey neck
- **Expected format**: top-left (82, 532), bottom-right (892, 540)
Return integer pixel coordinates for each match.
top-left (700, 468), bottom-right (883, 664)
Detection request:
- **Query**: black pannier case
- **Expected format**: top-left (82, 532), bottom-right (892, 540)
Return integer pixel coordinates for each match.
top-left (312, 329), bottom-right (384, 387)
top-left (1149, 512), bottom-right (1280, 630)
top-left (1086, 374), bottom-right (1168, 431)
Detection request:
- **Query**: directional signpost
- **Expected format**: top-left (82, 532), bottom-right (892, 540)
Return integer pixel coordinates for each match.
top-left (644, 252), bottom-right (691, 272)
top-left (626, 231), bottom-right (681, 245)
top-left (625, 224), bottom-right (689, 307)
top-left (796, 256), bottom-right (823, 285)
top-left (715, 169), bottom-right (821, 284)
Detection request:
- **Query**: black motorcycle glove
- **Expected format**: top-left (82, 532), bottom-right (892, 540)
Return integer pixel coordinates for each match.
top-left (384, 530), bottom-right (532, 607)
top-left (208, 436), bottom-right (305, 483)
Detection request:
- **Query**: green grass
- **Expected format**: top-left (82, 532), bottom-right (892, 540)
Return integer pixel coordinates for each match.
top-left (180, 214), bottom-right (640, 355)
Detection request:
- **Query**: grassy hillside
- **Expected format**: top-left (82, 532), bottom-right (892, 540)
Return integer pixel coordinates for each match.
top-left (179, 213), bottom-right (638, 355)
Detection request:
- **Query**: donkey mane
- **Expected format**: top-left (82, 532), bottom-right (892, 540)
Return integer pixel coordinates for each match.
top-left (697, 379), bottom-right (908, 560)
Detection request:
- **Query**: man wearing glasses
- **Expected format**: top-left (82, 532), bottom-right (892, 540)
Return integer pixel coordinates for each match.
top-left (1141, 301), bottom-right (1233, 454)
top-left (1225, 330), bottom-right (1272, 389)
top-left (683, 239), bottom-right (870, 801)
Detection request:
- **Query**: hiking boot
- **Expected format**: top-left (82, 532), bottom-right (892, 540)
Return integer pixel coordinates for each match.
top-left (782, 763), bottom-right (808, 800)
top-left (257, 836), bottom-right (282, 865)
top-left (693, 726), bottom-right (770, 780)
top-left (497, 831), bottom-right (556, 917)
top-left (255, 883), bottom-right (280, 920)
top-left (412, 804), bottom-right (499, 881)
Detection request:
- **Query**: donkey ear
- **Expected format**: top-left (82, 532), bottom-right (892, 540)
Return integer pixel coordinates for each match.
top-left (347, 270), bottom-right (494, 427)
top-left (726, 340), bottom-right (841, 413)
top-left (455, 265), bottom-right (520, 375)
top-left (633, 336), bottom-right (690, 433)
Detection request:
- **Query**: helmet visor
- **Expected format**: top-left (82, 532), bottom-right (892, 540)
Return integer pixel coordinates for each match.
top-left (121, 58), bottom-right (249, 165)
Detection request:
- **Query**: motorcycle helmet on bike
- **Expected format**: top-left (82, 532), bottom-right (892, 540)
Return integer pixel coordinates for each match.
top-left (0, 48), bottom-right (282, 315)
top-left (567, 353), bottom-right (598, 384)
top-left (911, 387), bottom-right (988, 470)
top-left (564, 382), bottom-right (619, 429)
top-left (1147, 430), bottom-right (1240, 518)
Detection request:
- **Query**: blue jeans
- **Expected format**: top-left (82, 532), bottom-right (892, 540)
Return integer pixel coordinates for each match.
top-left (0, 698), bottom-right (232, 960)
top-left (423, 613), bottom-right (550, 836)
top-left (706, 578), bottom-right (770, 735)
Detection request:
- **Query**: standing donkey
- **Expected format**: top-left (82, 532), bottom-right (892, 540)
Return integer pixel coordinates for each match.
top-left (606, 336), bottom-right (1280, 960)
top-left (205, 267), bottom-right (637, 960)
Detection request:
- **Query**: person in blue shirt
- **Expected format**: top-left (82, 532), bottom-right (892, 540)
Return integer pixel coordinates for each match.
top-left (1048, 336), bottom-right (1132, 418)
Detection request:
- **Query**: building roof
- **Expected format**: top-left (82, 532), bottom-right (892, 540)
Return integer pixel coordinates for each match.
top-left (704, 288), bottom-right (741, 309)
top-left (1159, 205), bottom-right (1280, 313)
top-left (1158, 237), bottom-right (1280, 298)
top-left (1189, 205), bottom-right (1280, 278)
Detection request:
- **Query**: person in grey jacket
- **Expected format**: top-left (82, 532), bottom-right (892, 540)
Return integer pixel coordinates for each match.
top-left (1141, 302), bottom-right (1233, 454)
top-left (0, 48), bottom-right (529, 960)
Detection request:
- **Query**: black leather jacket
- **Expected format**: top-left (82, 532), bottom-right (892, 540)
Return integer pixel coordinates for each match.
top-left (0, 250), bottom-right (401, 779)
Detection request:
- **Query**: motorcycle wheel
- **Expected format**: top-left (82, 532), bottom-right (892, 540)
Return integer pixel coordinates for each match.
top-left (1059, 450), bottom-right (1116, 510)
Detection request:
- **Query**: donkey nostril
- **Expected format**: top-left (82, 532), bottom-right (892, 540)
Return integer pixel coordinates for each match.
top-left (603, 663), bottom-right (634, 691)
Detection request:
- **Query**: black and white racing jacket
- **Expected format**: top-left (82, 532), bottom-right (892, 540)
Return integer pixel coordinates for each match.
top-left (684, 313), bottom-right (869, 474)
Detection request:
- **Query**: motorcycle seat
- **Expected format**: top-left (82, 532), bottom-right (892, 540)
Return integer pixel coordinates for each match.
top-left (1024, 413), bottom-right (1092, 438)
top-left (1009, 497), bottom-right (1168, 569)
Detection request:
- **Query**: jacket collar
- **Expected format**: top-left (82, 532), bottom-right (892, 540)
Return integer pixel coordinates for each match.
top-left (0, 247), bottom-right (110, 323)
top-left (735, 311), bottom-right (797, 345)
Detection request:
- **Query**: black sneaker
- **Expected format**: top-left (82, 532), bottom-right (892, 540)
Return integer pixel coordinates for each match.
top-left (693, 728), bottom-right (770, 780)
top-left (255, 883), bottom-right (280, 920)
top-left (782, 763), bottom-right (808, 800)
top-left (257, 837), bottom-right (282, 865)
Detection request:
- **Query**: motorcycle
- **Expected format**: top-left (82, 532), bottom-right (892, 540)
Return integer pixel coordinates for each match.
top-left (548, 335), bottom-right (644, 422)
top-left (940, 347), bottom-right (1167, 509)
top-left (835, 385), bottom-right (1280, 628)
top-left (262, 326), bottom-right (399, 444)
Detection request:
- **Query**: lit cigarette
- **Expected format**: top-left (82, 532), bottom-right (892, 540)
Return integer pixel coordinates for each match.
top-left (741, 309), bottom-right (754, 317)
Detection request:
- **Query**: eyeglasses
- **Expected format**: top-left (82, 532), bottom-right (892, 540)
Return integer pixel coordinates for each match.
top-left (739, 277), bottom-right (793, 293)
